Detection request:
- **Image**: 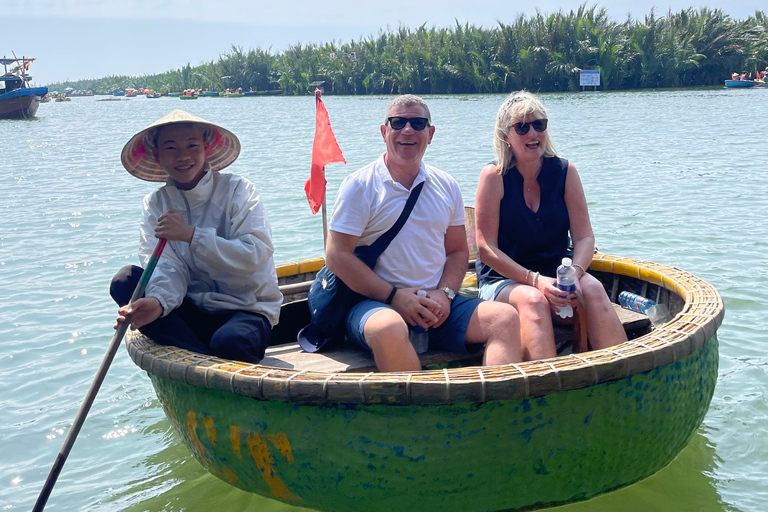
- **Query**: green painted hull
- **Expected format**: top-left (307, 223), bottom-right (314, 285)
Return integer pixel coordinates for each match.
top-left (150, 335), bottom-right (718, 512)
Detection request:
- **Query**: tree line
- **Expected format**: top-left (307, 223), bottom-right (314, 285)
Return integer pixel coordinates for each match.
top-left (48, 5), bottom-right (768, 95)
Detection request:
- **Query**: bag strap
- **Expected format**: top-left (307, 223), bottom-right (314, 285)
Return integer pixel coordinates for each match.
top-left (365, 180), bottom-right (425, 257)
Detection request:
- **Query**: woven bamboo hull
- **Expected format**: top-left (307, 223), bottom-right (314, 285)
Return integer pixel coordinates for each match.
top-left (126, 254), bottom-right (723, 511)
top-left (148, 338), bottom-right (717, 512)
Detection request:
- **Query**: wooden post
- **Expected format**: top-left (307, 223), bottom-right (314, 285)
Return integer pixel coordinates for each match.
top-left (321, 196), bottom-right (328, 250)
top-left (572, 296), bottom-right (589, 353)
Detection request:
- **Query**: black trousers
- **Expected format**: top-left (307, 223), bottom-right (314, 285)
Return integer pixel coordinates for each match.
top-left (110, 265), bottom-right (271, 364)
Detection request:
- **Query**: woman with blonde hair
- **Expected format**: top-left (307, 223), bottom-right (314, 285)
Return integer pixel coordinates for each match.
top-left (474, 91), bottom-right (625, 358)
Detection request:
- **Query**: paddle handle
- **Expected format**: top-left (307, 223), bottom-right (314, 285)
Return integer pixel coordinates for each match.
top-left (33, 239), bottom-right (167, 512)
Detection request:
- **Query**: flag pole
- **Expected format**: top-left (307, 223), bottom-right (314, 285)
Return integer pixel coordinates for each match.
top-left (305, 88), bottom-right (345, 250)
top-left (321, 196), bottom-right (328, 250)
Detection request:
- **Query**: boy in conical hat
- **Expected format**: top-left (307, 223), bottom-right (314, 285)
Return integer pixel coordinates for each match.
top-left (111, 110), bottom-right (281, 363)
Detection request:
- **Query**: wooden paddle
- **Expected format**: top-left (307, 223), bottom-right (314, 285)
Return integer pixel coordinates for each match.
top-left (33, 239), bottom-right (167, 512)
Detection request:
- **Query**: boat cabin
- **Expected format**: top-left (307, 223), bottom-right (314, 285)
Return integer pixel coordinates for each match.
top-left (0, 57), bottom-right (33, 95)
top-left (0, 74), bottom-right (24, 95)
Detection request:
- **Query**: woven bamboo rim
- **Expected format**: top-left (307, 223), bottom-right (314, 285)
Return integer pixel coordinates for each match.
top-left (125, 254), bottom-right (723, 405)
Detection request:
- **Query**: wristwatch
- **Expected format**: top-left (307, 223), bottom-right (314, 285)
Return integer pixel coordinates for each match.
top-left (440, 286), bottom-right (456, 301)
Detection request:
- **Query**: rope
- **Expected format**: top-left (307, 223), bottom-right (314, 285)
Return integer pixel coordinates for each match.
top-left (258, 369), bottom-right (276, 398)
top-left (187, 356), bottom-right (216, 386)
top-left (443, 368), bottom-right (451, 403)
top-left (606, 349), bottom-right (631, 378)
top-left (227, 365), bottom-right (253, 394)
top-left (509, 363), bottom-right (530, 397)
top-left (544, 362), bottom-right (562, 391)
top-left (149, 348), bottom-right (184, 377)
top-left (571, 355), bottom-right (599, 385)
top-left (627, 341), bottom-right (657, 368)
top-left (322, 374), bottom-right (335, 402)
top-left (358, 372), bottom-right (374, 402)
top-left (476, 369), bottom-right (486, 403)
top-left (285, 371), bottom-right (305, 401)
top-left (203, 360), bottom-right (225, 389)
top-left (405, 373), bottom-right (413, 405)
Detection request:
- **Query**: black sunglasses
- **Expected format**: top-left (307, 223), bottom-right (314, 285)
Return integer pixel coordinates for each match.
top-left (387, 116), bottom-right (430, 131)
top-left (512, 119), bottom-right (548, 135)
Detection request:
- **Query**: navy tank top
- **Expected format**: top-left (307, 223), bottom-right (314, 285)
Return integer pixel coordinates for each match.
top-left (477, 156), bottom-right (570, 286)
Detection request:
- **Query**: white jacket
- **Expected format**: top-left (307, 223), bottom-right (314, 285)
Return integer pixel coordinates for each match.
top-left (139, 170), bottom-right (282, 326)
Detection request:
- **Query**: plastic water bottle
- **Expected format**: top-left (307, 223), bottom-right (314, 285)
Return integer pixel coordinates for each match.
top-left (618, 291), bottom-right (655, 314)
top-left (618, 291), bottom-right (673, 328)
top-left (409, 290), bottom-right (429, 354)
top-left (556, 258), bottom-right (577, 318)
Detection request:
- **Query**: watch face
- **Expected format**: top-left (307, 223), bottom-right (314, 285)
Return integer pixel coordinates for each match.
top-left (442, 287), bottom-right (455, 300)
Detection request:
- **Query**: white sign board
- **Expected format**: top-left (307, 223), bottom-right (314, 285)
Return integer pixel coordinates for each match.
top-left (579, 70), bottom-right (601, 86)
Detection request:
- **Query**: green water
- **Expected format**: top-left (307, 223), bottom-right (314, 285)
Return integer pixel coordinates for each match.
top-left (1, 88), bottom-right (766, 511)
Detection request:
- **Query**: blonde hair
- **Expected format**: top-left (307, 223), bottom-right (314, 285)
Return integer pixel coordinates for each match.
top-left (493, 91), bottom-right (558, 174)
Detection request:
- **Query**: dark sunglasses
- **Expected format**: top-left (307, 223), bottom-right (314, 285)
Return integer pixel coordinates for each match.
top-left (387, 116), bottom-right (430, 131)
top-left (512, 119), bottom-right (548, 135)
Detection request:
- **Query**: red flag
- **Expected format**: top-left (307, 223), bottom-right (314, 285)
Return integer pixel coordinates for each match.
top-left (305, 90), bottom-right (345, 214)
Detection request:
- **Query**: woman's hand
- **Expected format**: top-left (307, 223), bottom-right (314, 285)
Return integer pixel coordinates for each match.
top-left (155, 209), bottom-right (194, 243)
top-left (115, 297), bottom-right (163, 330)
top-left (535, 275), bottom-right (576, 310)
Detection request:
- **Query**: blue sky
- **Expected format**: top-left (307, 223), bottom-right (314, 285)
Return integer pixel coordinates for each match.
top-left (4, 0), bottom-right (760, 85)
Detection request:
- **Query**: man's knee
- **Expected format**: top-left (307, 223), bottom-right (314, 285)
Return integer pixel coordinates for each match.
top-left (482, 301), bottom-right (520, 327)
top-left (110, 265), bottom-right (143, 306)
top-left (469, 301), bottom-right (520, 343)
top-left (363, 309), bottom-right (409, 352)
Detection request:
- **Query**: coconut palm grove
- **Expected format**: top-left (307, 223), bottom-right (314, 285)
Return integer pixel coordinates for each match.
top-left (48, 6), bottom-right (768, 95)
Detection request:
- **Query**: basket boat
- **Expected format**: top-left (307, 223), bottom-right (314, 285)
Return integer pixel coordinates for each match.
top-left (125, 247), bottom-right (723, 512)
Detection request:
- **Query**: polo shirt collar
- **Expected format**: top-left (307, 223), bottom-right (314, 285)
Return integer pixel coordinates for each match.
top-left (377, 153), bottom-right (430, 191)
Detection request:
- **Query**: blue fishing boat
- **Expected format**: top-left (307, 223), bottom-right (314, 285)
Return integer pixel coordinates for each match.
top-left (0, 56), bottom-right (48, 119)
top-left (724, 80), bottom-right (757, 88)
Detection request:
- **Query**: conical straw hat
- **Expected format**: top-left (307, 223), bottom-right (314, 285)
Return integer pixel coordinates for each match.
top-left (120, 109), bottom-right (241, 182)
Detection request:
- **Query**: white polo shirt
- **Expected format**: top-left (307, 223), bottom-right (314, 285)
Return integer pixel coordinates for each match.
top-left (330, 154), bottom-right (466, 289)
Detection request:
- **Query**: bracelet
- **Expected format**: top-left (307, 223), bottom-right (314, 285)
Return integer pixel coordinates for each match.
top-left (524, 269), bottom-right (531, 284)
top-left (532, 271), bottom-right (540, 289)
top-left (573, 263), bottom-right (586, 276)
top-left (385, 286), bottom-right (398, 305)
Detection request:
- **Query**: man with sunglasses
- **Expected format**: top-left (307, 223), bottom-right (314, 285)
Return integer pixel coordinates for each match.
top-left (324, 94), bottom-right (524, 372)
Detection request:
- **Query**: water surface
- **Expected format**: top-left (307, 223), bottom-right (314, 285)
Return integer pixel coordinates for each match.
top-left (1, 88), bottom-right (766, 511)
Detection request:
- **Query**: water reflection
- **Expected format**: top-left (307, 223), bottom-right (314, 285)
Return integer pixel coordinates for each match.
top-left (111, 418), bottom-right (309, 512)
top-left (547, 429), bottom-right (733, 512)
top-left (109, 419), bottom-right (728, 512)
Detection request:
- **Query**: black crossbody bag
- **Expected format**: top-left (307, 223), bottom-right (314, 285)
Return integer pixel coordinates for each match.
top-left (297, 182), bottom-right (424, 352)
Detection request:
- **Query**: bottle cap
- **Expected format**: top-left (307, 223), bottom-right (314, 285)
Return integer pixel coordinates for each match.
top-left (417, 290), bottom-right (427, 297)
top-left (562, 257), bottom-right (572, 266)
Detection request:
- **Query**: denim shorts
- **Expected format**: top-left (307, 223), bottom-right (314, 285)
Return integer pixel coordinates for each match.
top-left (478, 278), bottom-right (516, 301)
top-left (345, 295), bottom-right (485, 354)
